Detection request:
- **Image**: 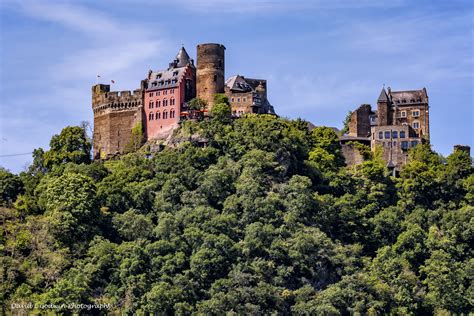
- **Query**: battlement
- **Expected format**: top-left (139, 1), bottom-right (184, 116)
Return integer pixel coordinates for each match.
top-left (92, 84), bottom-right (143, 114)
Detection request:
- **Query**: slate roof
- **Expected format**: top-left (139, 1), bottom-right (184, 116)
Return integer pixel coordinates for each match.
top-left (389, 88), bottom-right (428, 104)
top-left (378, 88), bottom-right (389, 102)
top-left (146, 47), bottom-right (194, 91)
top-left (225, 75), bottom-right (266, 92)
top-left (175, 47), bottom-right (191, 68)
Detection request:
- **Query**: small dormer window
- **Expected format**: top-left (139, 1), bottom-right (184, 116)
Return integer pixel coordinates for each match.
top-left (156, 73), bottom-right (162, 79)
top-left (402, 99), bottom-right (406, 103)
top-left (173, 71), bottom-right (178, 76)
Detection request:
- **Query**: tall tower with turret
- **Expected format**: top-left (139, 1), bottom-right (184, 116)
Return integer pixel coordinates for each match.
top-left (196, 43), bottom-right (225, 109)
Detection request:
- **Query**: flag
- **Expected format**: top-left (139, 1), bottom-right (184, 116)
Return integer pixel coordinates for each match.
top-left (111, 80), bottom-right (115, 84)
top-left (96, 74), bottom-right (101, 78)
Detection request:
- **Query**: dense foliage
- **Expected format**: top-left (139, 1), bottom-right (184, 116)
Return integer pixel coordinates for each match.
top-left (1, 113), bottom-right (473, 314)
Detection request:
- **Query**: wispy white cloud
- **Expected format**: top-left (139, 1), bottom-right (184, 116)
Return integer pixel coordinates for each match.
top-left (0, 0), bottom-right (172, 171)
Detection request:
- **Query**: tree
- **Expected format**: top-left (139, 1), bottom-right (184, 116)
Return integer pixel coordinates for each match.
top-left (43, 126), bottom-right (91, 169)
top-left (188, 97), bottom-right (208, 111)
top-left (340, 110), bottom-right (352, 135)
top-left (0, 168), bottom-right (23, 206)
top-left (39, 172), bottom-right (99, 244)
top-left (125, 123), bottom-right (144, 153)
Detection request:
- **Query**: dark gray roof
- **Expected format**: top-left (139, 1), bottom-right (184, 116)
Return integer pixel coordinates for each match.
top-left (145, 47), bottom-right (193, 91)
top-left (389, 88), bottom-right (428, 104)
top-left (378, 88), bottom-right (389, 102)
top-left (175, 47), bottom-right (191, 68)
top-left (225, 75), bottom-right (252, 92)
top-left (147, 67), bottom-right (185, 91)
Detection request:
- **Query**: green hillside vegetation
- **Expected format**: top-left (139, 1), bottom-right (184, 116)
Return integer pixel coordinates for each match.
top-left (1, 99), bottom-right (473, 314)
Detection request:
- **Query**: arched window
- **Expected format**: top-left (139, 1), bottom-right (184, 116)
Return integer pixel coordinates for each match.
top-left (170, 98), bottom-right (175, 106)
top-left (163, 110), bottom-right (168, 119)
top-left (412, 120), bottom-right (420, 129)
top-left (149, 112), bottom-right (154, 120)
top-left (170, 110), bottom-right (175, 118)
top-left (157, 100), bottom-right (161, 107)
top-left (156, 111), bottom-right (161, 119)
top-left (163, 99), bottom-right (168, 107)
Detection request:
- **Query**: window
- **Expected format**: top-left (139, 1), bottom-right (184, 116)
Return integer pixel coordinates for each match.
top-left (163, 110), bottom-right (168, 119)
top-left (378, 131), bottom-right (383, 139)
top-left (157, 100), bottom-right (161, 107)
top-left (401, 141), bottom-right (409, 150)
top-left (170, 98), bottom-right (175, 106)
top-left (231, 97), bottom-right (235, 102)
top-left (157, 91), bottom-right (160, 96)
top-left (237, 98), bottom-right (241, 102)
top-left (213, 75), bottom-right (217, 82)
top-left (392, 131), bottom-right (398, 138)
top-left (149, 92), bottom-right (154, 97)
top-left (170, 110), bottom-right (175, 118)
top-left (149, 101), bottom-right (153, 109)
top-left (148, 112), bottom-right (154, 120)
top-left (411, 140), bottom-right (419, 147)
top-left (156, 112), bottom-right (161, 119)
top-left (243, 97), bottom-right (247, 102)
top-left (400, 111), bottom-right (407, 118)
top-left (399, 131), bottom-right (406, 138)
top-left (385, 131), bottom-right (391, 139)
top-left (413, 121), bottom-right (420, 129)
top-left (412, 110), bottom-right (420, 117)
top-left (171, 89), bottom-right (174, 94)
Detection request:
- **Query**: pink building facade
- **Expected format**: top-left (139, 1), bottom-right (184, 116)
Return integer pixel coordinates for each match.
top-left (143, 47), bottom-right (196, 139)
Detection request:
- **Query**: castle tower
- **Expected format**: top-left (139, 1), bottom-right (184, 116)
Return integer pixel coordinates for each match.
top-left (91, 84), bottom-right (143, 159)
top-left (196, 43), bottom-right (225, 109)
top-left (376, 87), bottom-right (391, 126)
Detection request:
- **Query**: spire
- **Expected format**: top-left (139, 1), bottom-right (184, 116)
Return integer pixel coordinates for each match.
top-left (378, 87), bottom-right (389, 102)
top-left (175, 46), bottom-right (191, 68)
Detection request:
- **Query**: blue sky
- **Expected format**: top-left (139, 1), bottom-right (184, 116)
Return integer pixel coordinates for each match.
top-left (1, 0), bottom-right (473, 173)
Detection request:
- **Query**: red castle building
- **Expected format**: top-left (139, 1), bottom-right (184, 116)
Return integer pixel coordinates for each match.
top-left (91, 43), bottom-right (275, 159)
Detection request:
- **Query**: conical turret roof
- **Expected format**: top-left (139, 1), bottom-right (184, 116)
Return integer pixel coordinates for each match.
top-left (175, 46), bottom-right (191, 68)
top-left (378, 87), bottom-right (389, 102)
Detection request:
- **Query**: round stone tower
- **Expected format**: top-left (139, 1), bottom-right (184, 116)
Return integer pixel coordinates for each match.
top-left (196, 43), bottom-right (225, 109)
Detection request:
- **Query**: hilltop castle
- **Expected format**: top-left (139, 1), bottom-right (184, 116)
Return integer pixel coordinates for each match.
top-left (341, 87), bottom-right (430, 170)
top-left (92, 43), bottom-right (274, 159)
top-left (91, 43), bottom-right (435, 171)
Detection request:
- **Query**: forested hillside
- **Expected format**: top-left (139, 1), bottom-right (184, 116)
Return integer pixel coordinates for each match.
top-left (1, 101), bottom-right (473, 314)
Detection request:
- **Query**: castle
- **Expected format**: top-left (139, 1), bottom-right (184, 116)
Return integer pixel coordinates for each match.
top-left (92, 43), bottom-right (274, 159)
top-left (341, 87), bottom-right (430, 170)
top-left (91, 43), bottom-right (434, 171)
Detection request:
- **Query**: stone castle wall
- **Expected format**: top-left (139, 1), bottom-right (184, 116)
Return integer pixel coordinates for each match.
top-left (92, 84), bottom-right (143, 159)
